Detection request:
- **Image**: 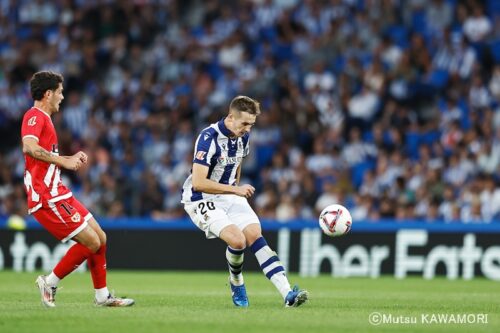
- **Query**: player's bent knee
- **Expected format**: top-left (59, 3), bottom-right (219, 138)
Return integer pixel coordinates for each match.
top-left (83, 233), bottom-right (101, 253)
top-left (243, 225), bottom-right (263, 246)
top-left (73, 225), bottom-right (101, 253)
top-left (87, 238), bottom-right (101, 253)
top-left (228, 236), bottom-right (246, 250)
top-left (100, 231), bottom-right (107, 245)
top-left (89, 218), bottom-right (107, 245)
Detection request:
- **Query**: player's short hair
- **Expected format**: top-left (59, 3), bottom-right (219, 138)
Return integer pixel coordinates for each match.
top-left (30, 71), bottom-right (64, 101)
top-left (229, 96), bottom-right (261, 115)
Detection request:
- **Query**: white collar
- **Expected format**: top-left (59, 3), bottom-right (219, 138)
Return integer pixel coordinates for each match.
top-left (33, 106), bottom-right (52, 120)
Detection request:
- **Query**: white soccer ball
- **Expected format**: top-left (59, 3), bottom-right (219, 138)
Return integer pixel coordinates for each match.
top-left (319, 204), bottom-right (352, 237)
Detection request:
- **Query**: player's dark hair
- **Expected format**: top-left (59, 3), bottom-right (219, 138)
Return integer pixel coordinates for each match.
top-left (229, 96), bottom-right (261, 115)
top-left (30, 71), bottom-right (63, 101)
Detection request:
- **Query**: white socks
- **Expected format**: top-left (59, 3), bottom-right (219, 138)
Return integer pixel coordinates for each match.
top-left (271, 273), bottom-right (292, 299)
top-left (46, 271), bottom-right (110, 303)
top-left (250, 237), bottom-right (292, 299)
top-left (46, 272), bottom-right (60, 287)
top-left (226, 246), bottom-right (245, 286)
top-left (95, 287), bottom-right (110, 303)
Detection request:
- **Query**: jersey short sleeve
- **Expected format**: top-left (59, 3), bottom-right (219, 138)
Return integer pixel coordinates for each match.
top-left (193, 130), bottom-right (218, 166)
top-left (21, 110), bottom-right (46, 142)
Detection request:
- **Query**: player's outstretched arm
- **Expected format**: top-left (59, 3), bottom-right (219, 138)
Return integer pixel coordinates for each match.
top-left (192, 163), bottom-right (255, 198)
top-left (62, 151), bottom-right (88, 164)
top-left (22, 137), bottom-right (83, 171)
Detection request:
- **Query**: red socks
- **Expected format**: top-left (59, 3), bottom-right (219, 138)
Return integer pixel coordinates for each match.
top-left (87, 245), bottom-right (107, 289)
top-left (53, 243), bottom-right (93, 279)
top-left (52, 243), bottom-right (107, 289)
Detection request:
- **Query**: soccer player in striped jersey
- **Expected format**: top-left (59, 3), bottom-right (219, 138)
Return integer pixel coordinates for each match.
top-left (182, 96), bottom-right (308, 307)
top-left (21, 71), bottom-right (134, 308)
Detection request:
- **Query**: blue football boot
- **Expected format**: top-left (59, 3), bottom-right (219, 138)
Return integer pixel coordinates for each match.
top-left (230, 280), bottom-right (249, 307)
top-left (285, 285), bottom-right (309, 307)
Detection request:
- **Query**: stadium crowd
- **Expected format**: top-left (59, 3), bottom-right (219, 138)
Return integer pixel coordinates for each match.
top-left (1, 0), bottom-right (500, 223)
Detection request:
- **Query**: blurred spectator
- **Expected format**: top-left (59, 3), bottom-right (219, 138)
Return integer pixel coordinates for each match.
top-left (426, 0), bottom-right (453, 34)
top-left (0, 0), bottom-right (499, 224)
top-left (489, 65), bottom-right (500, 101)
top-left (462, 4), bottom-right (492, 43)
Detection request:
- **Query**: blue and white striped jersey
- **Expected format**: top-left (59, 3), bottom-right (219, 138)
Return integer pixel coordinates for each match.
top-left (181, 119), bottom-right (250, 203)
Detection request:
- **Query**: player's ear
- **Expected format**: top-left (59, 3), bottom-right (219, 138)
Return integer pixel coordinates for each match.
top-left (228, 109), bottom-right (240, 120)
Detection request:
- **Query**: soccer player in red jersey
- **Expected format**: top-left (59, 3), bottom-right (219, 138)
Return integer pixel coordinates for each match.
top-left (21, 71), bottom-right (134, 307)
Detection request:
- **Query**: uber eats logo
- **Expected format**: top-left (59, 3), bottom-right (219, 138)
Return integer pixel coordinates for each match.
top-left (281, 229), bottom-right (500, 280)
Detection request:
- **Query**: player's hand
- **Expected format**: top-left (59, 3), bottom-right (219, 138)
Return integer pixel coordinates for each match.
top-left (236, 184), bottom-right (255, 198)
top-left (75, 151), bottom-right (88, 164)
top-left (62, 155), bottom-right (83, 171)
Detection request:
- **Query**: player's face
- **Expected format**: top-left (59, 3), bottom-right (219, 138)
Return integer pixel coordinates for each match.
top-left (48, 84), bottom-right (64, 113)
top-left (230, 111), bottom-right (257, 137)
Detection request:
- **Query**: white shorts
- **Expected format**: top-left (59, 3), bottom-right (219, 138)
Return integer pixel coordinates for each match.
top-left (184, 194), bottom-right (260, 239)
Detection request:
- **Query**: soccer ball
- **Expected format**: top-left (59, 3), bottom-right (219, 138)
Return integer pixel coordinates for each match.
top-left (319, 204), bottom-right (352, 237)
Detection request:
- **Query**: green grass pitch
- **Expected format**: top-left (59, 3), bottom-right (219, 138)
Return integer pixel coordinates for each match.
top-left (0, 270), bottom-right (498, 333)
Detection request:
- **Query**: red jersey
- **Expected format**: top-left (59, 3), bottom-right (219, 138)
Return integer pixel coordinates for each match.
top-left (21, 107), bottom-right (72, 214)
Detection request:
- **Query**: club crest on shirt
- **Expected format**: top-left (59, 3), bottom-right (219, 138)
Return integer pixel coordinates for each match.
top-left (27, 116), bottom-right (37, 126)
top-left (71, 212), bottom-right (81, 223)
top-left (218, 155), bottom-right (227, 165)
